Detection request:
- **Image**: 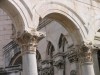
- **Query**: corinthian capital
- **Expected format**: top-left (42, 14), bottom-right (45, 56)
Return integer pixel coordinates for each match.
top-left (30, 30), bottom-right (46, 42)
top-left (15, 30), bottom-right (45, 53)
top-left (16, 30), bottom-right (45, 45)
top-left (79, 42), bottom-right (93, 63)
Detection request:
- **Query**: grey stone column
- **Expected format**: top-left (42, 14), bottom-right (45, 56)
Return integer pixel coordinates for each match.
top-left (81, 62), bottom-right (95, 75)
top-left (22, 46), bottom-right (38, 75)
top-left (8, 73), bottom-right (16, 75)
top-left (93, 51), bottom-right (100, 75)
top-left (80, 43), bottom-right (95, 75)
top-left (16, 31), bottom-right (45, 75)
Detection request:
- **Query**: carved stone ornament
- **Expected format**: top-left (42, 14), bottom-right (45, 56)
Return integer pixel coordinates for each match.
top-left (67, 49), bottom-right (78, 63)
top-left (53, 52), bottom-right (65, 69)
top-left (15, 30), bottom-right (45, 54)
top-left (79, 42), bottom-right (93, 63)
top-left (64, 47), bottom-right (78, 63)
top-left (41, 66), bottom-right (54, 75)
top-left (41, 60), bottom-right (54, 75)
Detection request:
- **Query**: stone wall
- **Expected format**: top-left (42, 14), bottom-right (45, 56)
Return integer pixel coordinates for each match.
top-left (0, 9), bottom-right (12, 67)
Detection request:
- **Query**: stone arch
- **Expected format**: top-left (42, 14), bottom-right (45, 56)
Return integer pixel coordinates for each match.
top-left (9, 51), bottom-right (22, 66)
top-left (0, 0), bottom-right (33, 37)
top-left (35, 1), bottom-right (87, 43)
top-left (9, 50), bottom-right (42, 66)
top-left (38, 13), bottom-right (82, 45)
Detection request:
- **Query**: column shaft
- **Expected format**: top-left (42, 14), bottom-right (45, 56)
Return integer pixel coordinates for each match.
top-left (82, 63), bottom-right (95, 75)
top-left (23, 53), bottom-right (38, 75)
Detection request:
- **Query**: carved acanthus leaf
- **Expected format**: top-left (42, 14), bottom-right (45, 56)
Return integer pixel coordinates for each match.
top-left (15, 30), bottom-right (45, 53)
top-left (79, 42), bottom-right (93, 63)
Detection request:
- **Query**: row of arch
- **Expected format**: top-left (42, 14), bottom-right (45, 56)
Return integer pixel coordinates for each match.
top-left (0, 0), bottom-right (88, 42)
top-left (0, 0), bottom-right (100, 45)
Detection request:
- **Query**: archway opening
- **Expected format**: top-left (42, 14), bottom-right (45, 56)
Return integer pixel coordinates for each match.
top-left (38, 13), bottom-right (83, 44)
top-left (37, 13), bottom-right (82, 75)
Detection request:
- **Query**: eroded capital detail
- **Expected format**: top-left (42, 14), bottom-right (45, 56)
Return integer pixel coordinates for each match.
top-left (79, 42), bottom-right (93, 63)
top-left (16, 30), bottom-right (45, 54)
top-left (66, 42), bottom-right (99, 64)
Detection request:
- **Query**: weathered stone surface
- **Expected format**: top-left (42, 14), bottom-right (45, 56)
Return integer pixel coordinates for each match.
top-left (0, 0), bottom-right (100, 75)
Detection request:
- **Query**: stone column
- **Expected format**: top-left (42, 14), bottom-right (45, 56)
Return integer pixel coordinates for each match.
top-left (16, 30), bottom-right (45, 75)
top-left (80, 43), bottom-right (95, 75)
top-left (93, 51), bottom-right (100, 75)
top-left (8, 73), bottom-right (16, 75)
